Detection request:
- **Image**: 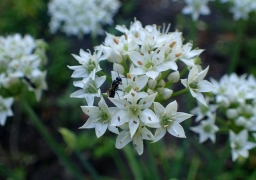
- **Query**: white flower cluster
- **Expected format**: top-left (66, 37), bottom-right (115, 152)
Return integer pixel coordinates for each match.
top-left (48, 0), bottom-right (121, 36)
top-left (191, 73), bottom-right (256, 161)
top-left (221, 0), bottom-right (256, 20)
top-left (69, 19), bottom-right (213, 155)
top-left (0, 34), bottom-right (47, 125)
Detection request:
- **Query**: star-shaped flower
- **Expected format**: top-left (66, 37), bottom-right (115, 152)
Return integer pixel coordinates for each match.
top-left (80, 98), bottom-right (119, 137)
top-left (115, 124), bottom-right (154, 155)
top-left (229, 130), bottom-right (256, 161)
top-left (146, 101), bottom-right (192, 142)
top-left (110, 89), bottom-right (158, 137)
top-left (70, 76), bottom-right (106, 106)
top-left (190, 113), bottom-right (218, 143)
top-left (181, 65), bottom-right (213, 106)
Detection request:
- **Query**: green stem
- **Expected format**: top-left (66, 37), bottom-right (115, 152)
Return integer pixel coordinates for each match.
top-left (228, 20), bottom-right (246, 74)
top-left (187, 157), bottom-right (200, 180)
top-left (189, 19), bottom-right (197, 43)
top-left (21, 101), bottom-right (84, 180)
top-left (179, 67), bottom-right (188, 78)
top-left (123, 145), bottom-right (143, 180)
top-left (112, 151), bottom-right (130, 180)
top-left (97, 70), bottom-right (112, 82)
top-left (90, 33), bottom-right (99, 47)
top-left (147, 142), bottom-right (160, 180)
top-left (74, 151), bottom-right (101, 180)
top-left (171, 88), bottom-right (189, 97)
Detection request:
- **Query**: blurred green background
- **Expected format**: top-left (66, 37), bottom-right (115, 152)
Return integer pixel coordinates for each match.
top-left (1, 0), bottom-right (256, 179)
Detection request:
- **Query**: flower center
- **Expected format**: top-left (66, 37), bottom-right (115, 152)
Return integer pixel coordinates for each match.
top-left (100, 111), bottom-right (109, 123)
top-left (203, 124), bottom-right (212, 133)
top-left (145, 61), bottom-right (154, 69)
top-left (130, 105), bottom-right (141, 116)
top-left (161, 114), bottom-right (175, 128)
top-left (85, 82), bottom-right (98, 93)
top-left (0, 101), bottom-right (7, 112)
top-left (190, 81), bottom-right (198, 90)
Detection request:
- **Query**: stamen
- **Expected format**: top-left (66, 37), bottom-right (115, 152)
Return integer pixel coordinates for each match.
top-left (169, 42), bottom-right (176, 48)
top-left (175, 53), bottom-right (182, 57)
top-left (138, 61), bottom-right (143, 65)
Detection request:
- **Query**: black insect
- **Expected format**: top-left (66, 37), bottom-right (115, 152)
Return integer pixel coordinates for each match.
top-left (108, 76), bottom-right (122, 98)
top-left (22, 76), bottom-right (36, 89)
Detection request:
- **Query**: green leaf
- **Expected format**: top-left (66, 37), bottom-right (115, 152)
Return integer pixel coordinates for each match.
top-left (59, 127), bottom-right (77, 152)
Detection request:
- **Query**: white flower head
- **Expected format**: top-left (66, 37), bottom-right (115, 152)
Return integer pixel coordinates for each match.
top-left (146, 101), bottom-right (192, 142)
top-left (71, 76), bottom-right (106, 106)
top-left (48, 0), bottom-right (121, 36)
top-left (190, 113), bottom-right (218, 143)
top-left (181, 65), bottom-right (213, 106)
top-left (229, 130), bottom-right (256, 161)
top-left (80, 97), bottom-right (119, 137)
top-left (110, 89), bottom-right (158, 138)
top-left (0, 96), bottom-right (14, 126)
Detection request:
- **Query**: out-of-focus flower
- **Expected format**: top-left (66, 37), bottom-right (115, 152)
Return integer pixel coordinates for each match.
top-left (0, 96), bottom-right (14, 126)
top-left (48, 0), bottom-right (121, 36)
top-left (181, 0), bottom-right (213, 21)
top-left (230, 130), bottom-right (256, 161)
top-left (190, 113), bottom-right (218, 143)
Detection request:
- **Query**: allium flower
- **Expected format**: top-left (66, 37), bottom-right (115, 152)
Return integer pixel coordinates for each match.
top-left (0, 34), bottom-right (47, 101)
top-left (110, 89), bottom-right (158, 138)
top-left (71, 76), bottom-right (106, 106)
top-left (69, 19), bottom-right (212, 154)
top-left (68, 48), bottom-right (104, 80)
top-left (181, 0), bottom-right (213, 21)
top-left (230, 130), bottom-right (256, 161)
top-left (0, 96), bottom-right (14, 126)
top-left (229, 0), bottom-right (256, 20)
top-left (80, 98), bottom-right (119, 137)
top-left (147, 101), bottom-right (192, 142)
top-left (190, 114), bottom-right (218, 143)
top-left (48, 0), bottom-right (121, 36)
top-left (115, 124), bottom-right (154, 155)
top-left (181, 65), bottom-right (213, 106)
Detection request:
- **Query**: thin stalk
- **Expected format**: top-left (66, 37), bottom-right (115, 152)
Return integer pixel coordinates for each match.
top-left (112, 151), bottom-right (130, 180)
top-left (123, 145), bottom-right (143, 180)
top-left (187, 157), bottom-right (200, 180)
top-left (21, 101), bottom-right (84, 180)
top-left (228, 20), bottom-right (246, 74)
top-left (179, 67), bottom-right (188, 78)
top-left (189, 19), bottom-right (197, 43)
top-left (146, 142), bottom-right (160, 180)
top-left (0, 163), bottom-right (19, 180)
top-left (74, 151), bottom-right (101, 180)
top-left (90, 33), bottom-right (99, 47)
top-left (97, 71), bottom-right (112, 82)
top-left (171, 88), bottom-right (189, 97)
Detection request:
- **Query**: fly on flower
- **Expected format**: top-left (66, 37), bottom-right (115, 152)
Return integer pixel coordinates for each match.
top-left (107, 72), bottom-right (123, 98)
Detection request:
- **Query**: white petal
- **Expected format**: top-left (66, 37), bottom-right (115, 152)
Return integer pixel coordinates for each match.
top-left (115, 131), bottom-right (132, 149)
top-left (109, 98), bottom-right (130, 111)
top-left (165, 101), bottom-right (178, 115)
top-left (146, 71), bottom-right (159, 80)
top-left (140, 109), bottom-right (159, 123)
top-left (95, 122), bottom-right (108, 138)
top-left (108, 126), bottom-right (119, 134)
top-left (154, 102), bottom-right (164, 116)
top-left (175, 112), bottom-right (193, 123)
top-left (81, 106), bottom-right (100, 116)
top-left (139, 93), bottom-right (157, 109)
top-left (133, 134), bottom-right (144, 155)
top-left (141, 127), bottom-right (155, 140)
top-left (198, 80), bottom-right (213, 92)
top-left (129, 116), bottom-right (140, 138)
top-left (79, 117), bottom-right (98, 129)
top-left (167, 122), bottom-right (186, 138)
top-left (153, 128), bottom-right (166, 143)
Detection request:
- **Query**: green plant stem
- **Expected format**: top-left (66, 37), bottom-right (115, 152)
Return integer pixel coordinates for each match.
top-left (179, 67), bottom-right (188, 78)
top-left (171, 88), bottom-right (189, 97)
top-left (112, 151), bottom-right (130, 180)
top-left (189, 19), bottom-right (197, 43)
top-left (74, 151), bottom-right (101, 180)
top-left (123, 145), bottom-right (143, 180)
top-left (187, 157), bottom-right (200, 180)
top-left (147, 142), bottom-right (160, 180)
top-left (228, 20), bottom-right (246, 74)
top-left (90, 33), bottom-right (99, 46)
top-left (21, 101), bottom-right (84, 180)
top-left (97, 70), bottom-right (112, 82)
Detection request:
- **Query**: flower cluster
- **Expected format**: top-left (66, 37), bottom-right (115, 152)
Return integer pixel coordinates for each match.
top-left (69, 19), bottom-right (213, 155)
top-left (191, 73), bottom-right (256, 161)
top-left (48, 0), bottom-right (121, 37)
top-left (0, 34), bottom-right (47, 125)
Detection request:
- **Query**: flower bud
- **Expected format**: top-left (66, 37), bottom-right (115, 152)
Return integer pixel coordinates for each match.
top-left (167, 71), bottom-right (180, 83)
top-left (113, 63), bottom-right (124, 74)
top-left (148, 79), bottom-right (157, 89)
top-left (226, 108), bottom-right (238, 119)
top-left (157, 80), bottom-right (165, 87)
top-left (157, 88), bottom-right (173, 100)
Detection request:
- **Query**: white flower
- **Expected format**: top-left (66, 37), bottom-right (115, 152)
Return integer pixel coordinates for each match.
top-left (182, 0), bottom-right (212, 21)
top-left (128, 47), bottom-right (177, 79)
top-left (0, 96), bottom-right (14, 126)
top-left (190, 98), bottom-right (218, 122)
top-left (181, 65), bottom-right (213, 106)
top-left (190, 114), bottom-right (218, 143)
top-left (229, 130), bottom-right (256, 161)
top-left (115, 124), bottom-right (154, 155)
top-left (110, 89), bottom-right (158, 138)
top-left (70, 76), bottom-right (106, 106)
top-left (80, 98), bottom-right (119, 137)
top-left (146, 101), bottom-right (192, 142)
top-left (180, 42), bottom-right (204, 67)
top-left (48, 0), bottom-right (121, 36)
top-left (229, 0), bottom-right (256, 20)
top-left (68, 48), bottom-right (104, 80)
